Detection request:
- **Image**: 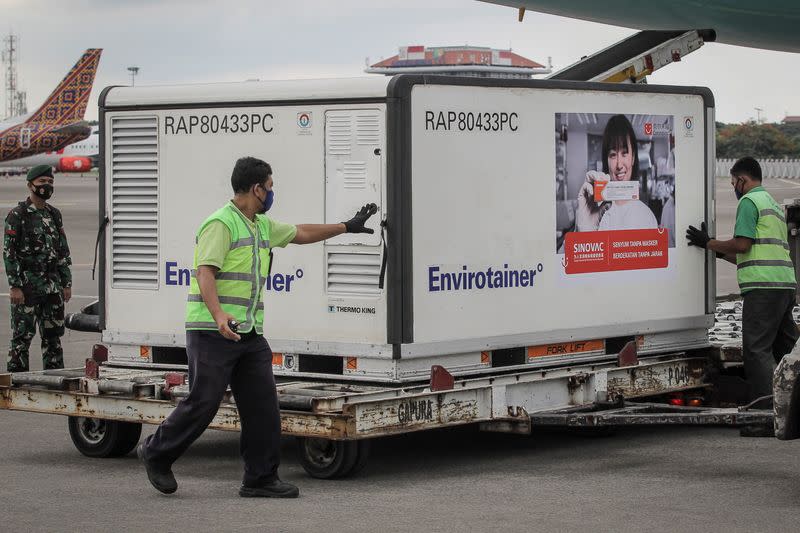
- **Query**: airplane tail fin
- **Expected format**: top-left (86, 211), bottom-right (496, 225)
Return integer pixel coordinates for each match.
top-left (27, 48), bottom-right (102, 126)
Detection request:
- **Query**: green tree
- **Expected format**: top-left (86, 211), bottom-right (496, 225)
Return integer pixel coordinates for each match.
top-left (716, 122), bottom-right (800, 158)
top-left (777, 122), bottom-right (800, 149)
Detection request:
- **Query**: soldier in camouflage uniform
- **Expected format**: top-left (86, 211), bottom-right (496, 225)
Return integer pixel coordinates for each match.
top-left (3, 164), bottom-right (72, 372)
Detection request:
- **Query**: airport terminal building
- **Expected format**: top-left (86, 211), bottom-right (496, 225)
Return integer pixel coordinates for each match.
top-left (365, 45), bottom-right (551, 78)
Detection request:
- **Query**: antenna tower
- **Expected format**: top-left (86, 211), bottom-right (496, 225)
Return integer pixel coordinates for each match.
top-left (2, 34), bottom-right (26, 119)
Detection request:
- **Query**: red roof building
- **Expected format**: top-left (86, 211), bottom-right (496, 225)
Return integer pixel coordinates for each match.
top-left (366, 45), bottom-right (551, 78)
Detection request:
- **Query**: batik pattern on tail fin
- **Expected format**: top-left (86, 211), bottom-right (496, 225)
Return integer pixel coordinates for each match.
top-left (0, 49), bottom-right (102, 161)
top-left (28, 48), bottom-right (102, 126)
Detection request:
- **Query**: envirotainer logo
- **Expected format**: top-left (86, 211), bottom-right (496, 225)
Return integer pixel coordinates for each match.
top-left (428, 262), bottom-right (544, 292)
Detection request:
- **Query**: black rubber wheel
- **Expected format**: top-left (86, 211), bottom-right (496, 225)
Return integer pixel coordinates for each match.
top-left (296, 437), bottom-right (365, 479)
top-left (67, 417), bottom-right (142, 458)
top-left (346, 439), bottom-right (372, 477)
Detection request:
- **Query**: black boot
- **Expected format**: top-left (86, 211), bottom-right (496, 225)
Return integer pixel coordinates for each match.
top-left (239, 478), bottom-right (299, 498)
top-left (137, 443), bottom-right (178, 494)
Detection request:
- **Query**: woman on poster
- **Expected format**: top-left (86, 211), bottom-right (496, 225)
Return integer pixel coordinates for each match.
top-left (574, 114), bottom-right (658, 232)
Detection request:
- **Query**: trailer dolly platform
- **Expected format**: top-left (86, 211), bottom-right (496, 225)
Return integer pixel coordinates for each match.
top-left (0, 353), bottom-right (771, 478)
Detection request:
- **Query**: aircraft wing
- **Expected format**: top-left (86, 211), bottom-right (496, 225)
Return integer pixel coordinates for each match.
top-left (480, 0), bottom-right (800, 53)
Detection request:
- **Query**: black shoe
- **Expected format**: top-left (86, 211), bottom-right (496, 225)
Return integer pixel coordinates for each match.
top-left (137, 443), bottom-right (178, 494)
top-left (239, 479), bottom-right (300, 498)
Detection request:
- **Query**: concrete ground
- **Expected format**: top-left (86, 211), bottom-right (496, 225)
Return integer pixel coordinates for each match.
top-left (1, 175), bottom-right (800, 532)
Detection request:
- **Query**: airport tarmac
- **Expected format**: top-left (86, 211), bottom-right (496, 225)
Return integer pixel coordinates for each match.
top-left (2, 174), bottom-right (800, 532)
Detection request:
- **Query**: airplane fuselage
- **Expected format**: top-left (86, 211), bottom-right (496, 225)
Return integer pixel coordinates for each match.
top-left (0, 126), bottom-right (98, 170)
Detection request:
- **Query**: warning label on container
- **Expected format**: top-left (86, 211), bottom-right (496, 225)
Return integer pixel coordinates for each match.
top-left (297, 112), bottom-right (312, 135)
top-left (527, 339), bottom-right (604, 359)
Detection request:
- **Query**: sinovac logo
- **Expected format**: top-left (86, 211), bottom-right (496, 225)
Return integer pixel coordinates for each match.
top-left (428, 262), bottom-right (544, 292)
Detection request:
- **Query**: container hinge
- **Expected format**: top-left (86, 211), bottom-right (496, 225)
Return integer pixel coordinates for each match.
top-left (91, 215), bottom-right (109, 281)
top-left (378, 218), bottom-right (388, 289)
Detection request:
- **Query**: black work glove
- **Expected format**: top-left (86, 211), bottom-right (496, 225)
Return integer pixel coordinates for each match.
top-left (686, 222), bottom-right (710, 248)
top-left (343, 203), bottom-right (378, 234)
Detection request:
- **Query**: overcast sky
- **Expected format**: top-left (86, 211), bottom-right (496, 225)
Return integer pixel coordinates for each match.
top-left (3, 0), bottom-right (798, 124)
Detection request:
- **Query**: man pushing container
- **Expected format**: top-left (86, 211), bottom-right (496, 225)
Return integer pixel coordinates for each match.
top-left (686, 156), bottom-right (798, 404)
top-left (137, 156), bottom-right (377, 497)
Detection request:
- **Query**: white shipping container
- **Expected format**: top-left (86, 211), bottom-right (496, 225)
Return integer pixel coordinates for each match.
top-left (98, 75), bottom-right (715, 382)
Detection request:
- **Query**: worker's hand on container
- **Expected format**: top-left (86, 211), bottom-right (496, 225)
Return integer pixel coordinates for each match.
top-left (686, 221), bottom-right (710, 248)
top-left (343, 203), bottom-right (378, 234)
top-left (575, 171), bottom-right (609, 232)
top-left (214, 312), bottom-right (242, 342)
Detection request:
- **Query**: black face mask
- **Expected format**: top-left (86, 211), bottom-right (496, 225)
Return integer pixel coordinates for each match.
top-left (733, 177), bottom-right (744, 200)
top-left (254, 185), bottom-right (274, 214)
top-left (31, 183), bottom-right (54, 200)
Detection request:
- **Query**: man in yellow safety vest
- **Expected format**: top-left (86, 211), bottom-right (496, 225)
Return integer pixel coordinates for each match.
top-left (687, 156), bottom-right (798, 403)
top-left (137, 156), bottom-right (377, 497)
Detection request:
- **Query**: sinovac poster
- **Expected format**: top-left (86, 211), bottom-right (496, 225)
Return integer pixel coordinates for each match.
top-left (555, 113), bottom-right (676, 275)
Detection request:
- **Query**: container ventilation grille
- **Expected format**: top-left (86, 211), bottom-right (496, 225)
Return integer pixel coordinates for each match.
top-left (327, 251), bottom-right (381, 295)
top-left (342, 161), bottom-right (367, 189)
top-left (109, 116), bottom-right (159, 289)
top-left (356, 112), bottom-right (380, 146)
top-left (326, 112), bottom-right (352, 156)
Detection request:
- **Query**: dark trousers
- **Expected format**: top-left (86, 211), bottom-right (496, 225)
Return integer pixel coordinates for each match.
top-left (742, 289), bottom-right (799, 400)
top-left (143, 330), bottom-right (281, 487)
top-left (7, 291), bottom-right (65, 372)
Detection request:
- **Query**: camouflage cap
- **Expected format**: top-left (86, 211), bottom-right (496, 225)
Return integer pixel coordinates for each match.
top-left (27, 164), bottom-right (54, 182)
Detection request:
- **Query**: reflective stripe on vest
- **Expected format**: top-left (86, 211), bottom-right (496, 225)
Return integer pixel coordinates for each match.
top-left (230, 237), bottom-right (255, 249)
top-left (736, 189), bottom-right (796, 292)
top-left (753, 238), bottom-right (790, 250)
top-left (185, 203), bottom-right (272, 333)
top-left (190, 270), bottom-right (256, 282)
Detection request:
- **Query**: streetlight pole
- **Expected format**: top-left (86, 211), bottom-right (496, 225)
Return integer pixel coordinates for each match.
top-left (127, 66), bottom-right (139, 86)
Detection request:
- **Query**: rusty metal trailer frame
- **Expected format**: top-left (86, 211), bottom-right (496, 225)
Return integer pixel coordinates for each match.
top-left (0, 355), bottom-right (714, 439)
top-left (0, 356), bottom-right (771, 440)
top-left (0, 352), bottom-right (774, 479)
top-left (529, 402), bottom-right (772, 428)
top-left (0, 354), bottom-right (770, 437)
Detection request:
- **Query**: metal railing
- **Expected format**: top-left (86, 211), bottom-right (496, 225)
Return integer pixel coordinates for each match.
top-left (717, 158), bottom-right (800, 179)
